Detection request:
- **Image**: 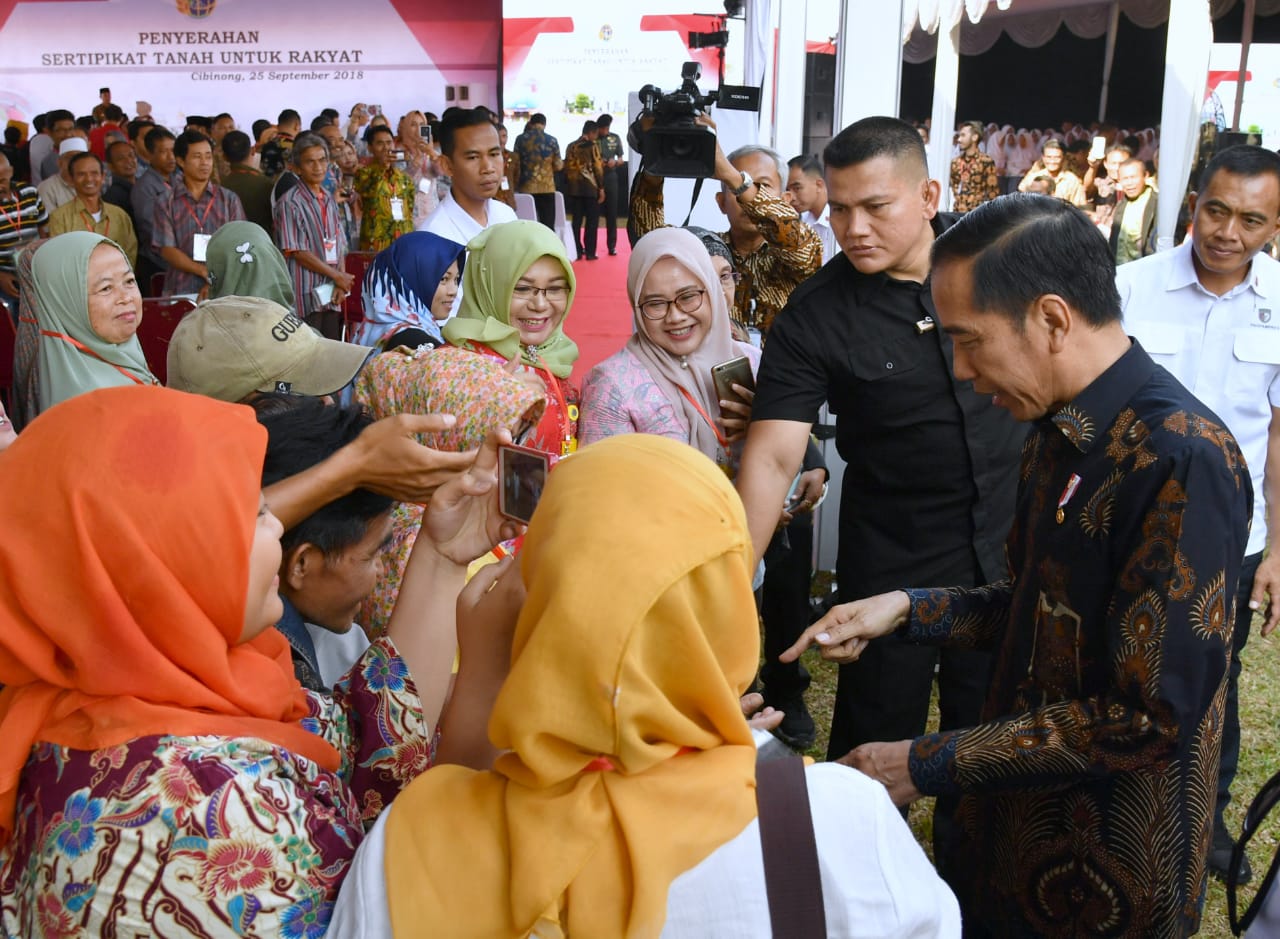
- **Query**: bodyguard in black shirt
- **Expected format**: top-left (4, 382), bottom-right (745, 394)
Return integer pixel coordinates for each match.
top-left (738, 117), bottom-right (1024, 865)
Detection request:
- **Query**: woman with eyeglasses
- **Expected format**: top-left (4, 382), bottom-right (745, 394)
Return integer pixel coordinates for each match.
top-left (443, 220), bottom-right (580, 458)
top-left (579, 227), bottom-right (756, 476)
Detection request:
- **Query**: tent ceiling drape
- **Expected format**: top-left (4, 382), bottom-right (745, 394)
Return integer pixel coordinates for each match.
top-left (900, 0), bottom-right (1277, 63)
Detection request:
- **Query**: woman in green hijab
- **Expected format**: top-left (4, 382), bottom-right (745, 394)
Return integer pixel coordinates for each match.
top-left (443, 220), bottom-right (580, 457)
top-left (205, 220), bottom-right (295, 311)
top-left (12, 232), bottom-right (158, 428)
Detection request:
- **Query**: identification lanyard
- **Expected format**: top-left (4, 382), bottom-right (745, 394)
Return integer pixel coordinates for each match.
top-left (0, 194), bottom-right (20, 230)
top-left (310, 185), bottom-right (334, 236)
top-left (183, 191), bottom-right (215, 232)
top-left (530, 349), bottom-right (577, 456)
top-left (80, 208), bottom-right (108, 236)
top-left (678, 386), bottom-right (730, 450)
top-left (38, 328), bottom-right (154, 385)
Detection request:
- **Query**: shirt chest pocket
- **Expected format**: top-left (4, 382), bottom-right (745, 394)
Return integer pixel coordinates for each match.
top-left (1126, 319), bottom-right (1183, 358)
top-left (1228, 328), bottom-right (1280, 402)
top-left (846, 335), bottom-right (929, 418)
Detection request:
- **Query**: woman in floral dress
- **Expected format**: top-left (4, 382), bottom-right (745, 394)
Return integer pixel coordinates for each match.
top-left (0, 384), bottom-right (514, 938)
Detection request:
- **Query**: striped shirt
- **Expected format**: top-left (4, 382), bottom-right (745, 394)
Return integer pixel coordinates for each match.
top-left (132, 166), bottom-right (173, 267)
top-left (0, 185), bottom-right (48, 274)
top-left (154, 181), bottom-right (245, 295)
top-left (273, 182), bottom-right (347, 318)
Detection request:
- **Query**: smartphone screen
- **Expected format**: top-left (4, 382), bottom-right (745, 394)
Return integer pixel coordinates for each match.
top-left (419, 124), bottom-right (431, 140)
top-left (499, 445), bottom-right (549, 524)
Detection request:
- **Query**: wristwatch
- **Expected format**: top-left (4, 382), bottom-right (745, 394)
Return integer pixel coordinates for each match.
top-left (730, 171), bottom-right (753, 197)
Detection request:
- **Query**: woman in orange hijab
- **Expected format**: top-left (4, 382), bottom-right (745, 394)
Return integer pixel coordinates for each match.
top-left (0, 385), bottom-right (512, 937)
top-left (331, 435), bottom-right (960, 938)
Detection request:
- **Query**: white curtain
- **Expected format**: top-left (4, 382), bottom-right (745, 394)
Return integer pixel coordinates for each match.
top-left (1157, 0), bottom-right (1213, 246)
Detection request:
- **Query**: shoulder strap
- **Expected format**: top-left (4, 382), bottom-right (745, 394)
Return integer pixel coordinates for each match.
top-left (756, 755), bottom-right (827, 938)
top-left (1230, 767), bottom-right (1280, 935)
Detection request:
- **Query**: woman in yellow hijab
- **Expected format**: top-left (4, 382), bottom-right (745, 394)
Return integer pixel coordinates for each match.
top-left (330, 435), bottom-right (961, 938)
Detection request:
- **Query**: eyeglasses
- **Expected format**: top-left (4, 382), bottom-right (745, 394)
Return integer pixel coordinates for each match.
top-left (719, 271), bottom-right (743, 286)
top-left (511, 284), bottom-right (569, 304)
top-left (638, 288), bottom-right (707, 321)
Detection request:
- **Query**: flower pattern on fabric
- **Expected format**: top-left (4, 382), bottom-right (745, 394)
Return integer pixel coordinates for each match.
top-left (352, 164), bottom-right (416, 253)
top-left (0, 638), bottom-right (427, 938)
top-left (950, 152), bottom-right (1001, 213)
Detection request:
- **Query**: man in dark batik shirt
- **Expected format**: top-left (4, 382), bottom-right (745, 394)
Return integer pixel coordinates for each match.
top-left (786, 194), bottom-right (1252, 938)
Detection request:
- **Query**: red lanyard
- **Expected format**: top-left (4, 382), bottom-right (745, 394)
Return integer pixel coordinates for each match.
top-left (529, 350), bottom-right (575, 454)
top-left (39, 329), bottom-right (154, 385)
top-left (309, 186), bottom-right (334, 237)
top-left (0, 193), bottom-right (20, 230)
top-left (182, 190), bottom-right (215, 231)
top-left (678, 386), bottom-right (730, 450)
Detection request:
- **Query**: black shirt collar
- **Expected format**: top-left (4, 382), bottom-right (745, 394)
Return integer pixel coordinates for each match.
top-left (848, 212), bottom-right (960, 307)
top-left (1045, 339), bottom-right (1156, 453)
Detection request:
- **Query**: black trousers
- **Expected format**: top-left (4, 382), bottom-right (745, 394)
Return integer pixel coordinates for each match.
top-left (1218, 550), bottom-right (1262, 832)
top-left (531, 192), bottom-right (556, 231)
top-left (568, 194), bottom-right (599, 258)
top-left (600, 172), bottom-right (619, 253)
top-left (759, 516), bottom-right (814, 705)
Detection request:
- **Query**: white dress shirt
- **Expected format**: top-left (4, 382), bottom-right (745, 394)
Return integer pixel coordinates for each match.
top-left (802, 202), bottom-right (839, 266)
top-left (329, 761), bottom-right (961, 938)
top-left (416, 192), bottom-right (518, 314)
top-left (1117, 239), bottom-right (1280, 555)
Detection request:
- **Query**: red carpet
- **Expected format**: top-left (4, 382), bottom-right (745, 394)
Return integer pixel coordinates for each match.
top-left (567, 239), bottom-right (633, 380)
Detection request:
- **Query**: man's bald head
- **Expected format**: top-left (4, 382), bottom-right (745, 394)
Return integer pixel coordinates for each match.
top-left (823, 115), bottom-right (929, 182)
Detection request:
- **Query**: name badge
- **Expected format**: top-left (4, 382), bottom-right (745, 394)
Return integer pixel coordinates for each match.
top-left (500, 177), bottom-right (510, 190)
top-left (323, 237), bottom-right (338, 264)
top-left (192, 232), bottom-right (211, 262)
top-left (390, 197), bottom-right (405, 221)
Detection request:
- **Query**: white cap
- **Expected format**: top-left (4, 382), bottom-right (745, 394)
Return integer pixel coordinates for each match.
top-left (59, 137), bottom-right (88, 155)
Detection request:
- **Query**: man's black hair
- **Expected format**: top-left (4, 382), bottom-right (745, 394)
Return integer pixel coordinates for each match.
top-left (931, 193), bottom-right (1120, 329)
top-left (530, 112), bottom-right (547, 126)
top-left (99, 87), bottom-right (110, 95)
top-left (75, 116), bottom-right (95, 134)
top-left (1040, 137), bottom-right (1065, 154)
top-left (174, 129), bottom-right (212, 161)
top-left (787, 154), bottom-right (823, 176)
top-left (581, 120), bottom-right (597, 136)
top-left (1198, 143), bottom-right (1280, 195)
top-left (320, 108), bottom-right (340, 122)
top-left (186, 115), bottom-right (213, 132)
top-left (3, 127), bottom-right (19, 145)
top-left (213, 112), bottom-right (233, 124)
top-left (309, 114), bottom-right (333, 133)
top-left (364, 123), bottom-right (394, 145)
top-left (45, 109), bottom-right (74, 128)
top-left (258, 399), bottom-right (393, 558)
top-left (32, 114), bottom-right (46, 134)
top-left (68, 151), bottom-right (102, 174)
top-left (222, 130), bottom-right (252, 164)
top-left (127, 118), bottom-right (153, 141)
top-left (105, 139), bottom-right (133, 163)
top-left (277, 108), bottom-right (301, 127)
top-left (439, 106), bottom-right (497, 158)
top-left (143, 125), bottom-right (175, 153)
top-left (823, 115), bottom-right (928, 176)
top-left (103, 104), bottom-right (125, 124)
top-left (252, 119), bottom-right (271, 141)
top-left (596, 113), bottom-right (613, 128)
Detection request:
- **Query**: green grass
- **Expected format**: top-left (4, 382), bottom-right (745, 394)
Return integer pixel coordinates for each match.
top-left (788, 611), bottom-right (1280, 937)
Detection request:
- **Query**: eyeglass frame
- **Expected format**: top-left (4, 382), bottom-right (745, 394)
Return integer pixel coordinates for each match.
top-left (637, 287), bottom-right (708, 321)
top-left (511, 284), bottom-right (570, 304)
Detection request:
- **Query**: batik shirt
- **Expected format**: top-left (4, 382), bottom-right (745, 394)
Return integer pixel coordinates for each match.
top-left (902, 342), bottom-right (1251, 938)
top-left (0, 638), bottom-right (430, 939)
top-left (352, 164), bottom-right (415, 253)
top-left (949, 151), bottom-right (1000, 212)
top-left (0, 185), bottom-right (47, 277)
top-left (512, 128), bottom-right (562, 195)
top-left (628, 173), bottom-right (821, 335)
top-left (564, 137), bottom-right (603, 199)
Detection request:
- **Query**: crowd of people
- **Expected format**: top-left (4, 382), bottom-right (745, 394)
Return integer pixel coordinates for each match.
top-left (0, 86), bottom-right (1276, 939)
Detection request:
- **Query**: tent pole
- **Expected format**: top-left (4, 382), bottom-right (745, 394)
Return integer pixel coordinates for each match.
top-left (1233, 0), bottom-right (1257, 131)
top-left (1098, 1), bottom-right (1121, 122)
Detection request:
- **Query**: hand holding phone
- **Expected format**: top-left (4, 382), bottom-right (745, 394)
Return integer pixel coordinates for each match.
top-left (1088, 135), bottom-right (1106, 163)
top-left (498, 444), bottom-right (550, 525)
top-left (711, 356), bottom-right (755, 408)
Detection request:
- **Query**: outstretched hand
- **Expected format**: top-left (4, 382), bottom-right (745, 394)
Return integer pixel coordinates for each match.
top-left (351, 413), bottom-right (476, 503)
top-left (780, 590), bottom-right (911, 665)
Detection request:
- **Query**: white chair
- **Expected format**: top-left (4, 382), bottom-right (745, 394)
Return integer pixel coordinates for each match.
top-left (514, 192), bottom-right (537, 222)
top-left (553, 191), bottom-right (578, 261)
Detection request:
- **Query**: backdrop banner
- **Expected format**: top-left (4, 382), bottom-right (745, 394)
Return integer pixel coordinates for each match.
top-left (0, 0), bottom-right (499, 134)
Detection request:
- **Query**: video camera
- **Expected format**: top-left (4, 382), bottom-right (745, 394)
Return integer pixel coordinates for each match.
top-left (631, 62), bottom-right (760, 179)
